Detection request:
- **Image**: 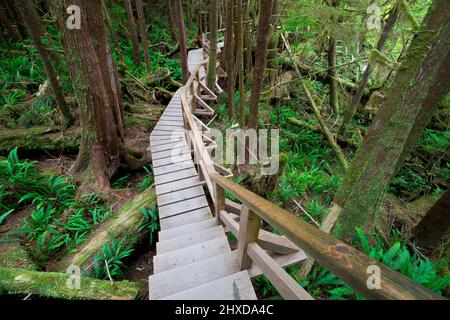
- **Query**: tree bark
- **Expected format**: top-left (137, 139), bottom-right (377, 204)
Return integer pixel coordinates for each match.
top-left (339, 7), bottom-right (399, 133)
top-left (236, 0), bottom-right (245, 126)
top-left (16, 0), bottom-right (74, 128)
top-left (52, 0), bottom-right (139, 191)
top-left (327, 0), bottom-right (339, 113)
top-left (246, 0), bottom-right (273, 130)
top-left (224, 0), bottom-right (235, 117)
top-left (337, 0), bottom-right (450, 240)
top-left (0, 1), bottom-right (19, 42)
top-left (167, 0), bottom-right (178, 42)
top-left (207, 0), bottom-right (218, 90)
top-left (243, 0), bottom-right (253, 81)
top-left (4, 0), bottom-right (26, 39)
top-left (124, 0), bottom-right (140, 65)
top-left (412, 189), bottom-right (450, 250)
top-left (175, 0), bottom-right (189, 83)
top-left (0, 267), bottom-right (141, 300)
top-left (136, 0), bottom-right (151, 76)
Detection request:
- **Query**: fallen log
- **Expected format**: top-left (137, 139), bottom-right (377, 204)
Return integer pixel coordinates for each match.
top-left (0, 267), bottom-right (141, 300)
top-left (55, 187), bottom-right (156, 271)
top-left (0, 243), bottom-right (37, 271)
top-left (0, 126), bottom-right (80, 154)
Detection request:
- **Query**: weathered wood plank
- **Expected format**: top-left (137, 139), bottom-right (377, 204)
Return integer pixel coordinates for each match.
top-left (153, 161), bottom-right (194, 176)
top-left (156, 226), bottom-right (225, 253)
top-left (155, 176), bottom-right (203, 195)
top-left (159, 196), bottom-right (209, 218)
top-left (157, 185), bottom-right (204, 206)
top-left (154, 168), bottom-right (198, 186)
top-left (160, 207), bottom-right (212, 230)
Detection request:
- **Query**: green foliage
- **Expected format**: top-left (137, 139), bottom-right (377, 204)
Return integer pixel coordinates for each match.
top-left (138, 165), bottom-right (154, 191)
top-left (86, 237), bottom-right (135, 280)
top-left (139, 203), bottom-right (159, 246)
top-left (0, 148), bottom-right (111, 262)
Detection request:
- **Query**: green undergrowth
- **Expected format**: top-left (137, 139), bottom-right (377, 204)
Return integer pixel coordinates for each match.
top-left (0, 148), bottom-right (112, 266)
top-left (253, 228), bottom-right (450, 300)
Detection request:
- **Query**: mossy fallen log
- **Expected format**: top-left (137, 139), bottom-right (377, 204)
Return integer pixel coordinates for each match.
top-left (0, 267), bottom-right (141, 300)
top-left (0, 243), bottom-right (37, 270)
top-left (56, 187), bottom-right (156, 271)
top-left (0, 126), bottom-right (80, 153)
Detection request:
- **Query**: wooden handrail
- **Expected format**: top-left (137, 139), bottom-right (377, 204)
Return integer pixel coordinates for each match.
top-left (211, 173), bottom-right (442, 300)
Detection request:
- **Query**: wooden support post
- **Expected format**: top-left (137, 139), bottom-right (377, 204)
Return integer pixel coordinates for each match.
top-left (214, 182), bottom-right (225, 225)
top-left (237, 206), bottom-right (262, 270)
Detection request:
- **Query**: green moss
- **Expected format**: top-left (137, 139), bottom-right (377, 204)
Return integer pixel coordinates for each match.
top-left (0, 267), bottom-right (142, 300)
top-left (0, 245), bottom-right (37, 270)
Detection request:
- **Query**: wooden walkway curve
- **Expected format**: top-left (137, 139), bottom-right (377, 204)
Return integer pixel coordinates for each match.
top-left (147, 39), bottom-right (442, 301)
top-left (148, 48), bottom-right (258, 300)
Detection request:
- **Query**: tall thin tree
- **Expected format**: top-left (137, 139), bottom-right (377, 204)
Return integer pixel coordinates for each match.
top-left (124, 0), bottom-right (140, 65)
top-left (16, 0), bottom-right (74, 127)
top-left (224, 0), bottom-right (235, 117)
top-left (136, 0), bottom-right (151, 76)
top-left (207, 0), bottom-right (218, 90)
top-left (246, 0), bottom-right (274, 130)
top-left (175, 0), bottom-right (189, 82)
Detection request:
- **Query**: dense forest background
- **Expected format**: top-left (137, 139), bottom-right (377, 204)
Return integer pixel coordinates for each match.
top-left (0, 0), bottom-right (448, 300)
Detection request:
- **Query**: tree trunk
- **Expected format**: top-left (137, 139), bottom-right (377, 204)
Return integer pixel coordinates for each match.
top-left (207, 0), bottom-right (218, 90)
top-left (52, 0), bottom-right (139, 191)
top-left (327, 0), bottom-right (339, 113)
top-left (224, 0), bottom-right (235, 117)
top-left (4, 0), bottom-right (26, 39)
top-left (243, 0), bottom-right (253, 81)
top-left (124, 0), bottom-right (140, 65)
top-left (16, 0), bottom-right (74, 128)
top-left (236, 0), bottom-right (245, 126)
top-left (339, 7), bottom-right (399, 133)
top-left (336, 0), bottom-right (450, 240)
top-left (412, 189), bottom-right (450, 251)
top-left (56, 187), bottom-right (156, 271)
top-left (267, 0), bottom-right (279, 86)
top-left (246, 0), bottom-right (273, 130)
top-left (167, 0), bottom-right (178, 42)
top-left (136, 0), bottom-right (151, 76)
top-left (0, 1), bottom-right (19, 42)
top-left (175, 0), bottom-right (189, 83)
top-left (0, 267), bottom-right (141, 300)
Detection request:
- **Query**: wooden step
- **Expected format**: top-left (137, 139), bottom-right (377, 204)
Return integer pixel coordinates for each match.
top-left (152, 153), bottom-right (191, 168)
top-left (157, 185), bottom-right (205, 207)
top-left (148, 251), bottom-right (239, 299)
top-left (151, 141), bottom-right (187, 153)
top-left (160, 207), bottom-right (212, 230)
top-left (160, 271), bottom-right (257, 300)
top-left (155, 176), bottom-right (202, 195)
top-left (158, 218), bottom-right (217, 241)
top-left (153, 236), bottom-right (230, 273)
top-left (154, 168), bottom-right (198, 186)
top-left (156, 225), bottom-right (225, 253)
top-left (158, 195), bottom-right (209, 219)
top-left (153, 161), bottom-right (194, 177)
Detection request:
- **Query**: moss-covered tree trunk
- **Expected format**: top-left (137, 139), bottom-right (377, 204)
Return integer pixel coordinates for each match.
top-left (0, 2), bottom-right (20, 42)
top-left (327, 0), bottom-right (340, 114)
top-left (336, 0), bottom-right (450, 240)
top-left (236, 0), bottom-right (245, 126)
top-left (0, 267), bottom-right (141, 300)
top-left (412, 188), bottom-right (450, 251)
top-left (175, 0), bottom-right (188, 83)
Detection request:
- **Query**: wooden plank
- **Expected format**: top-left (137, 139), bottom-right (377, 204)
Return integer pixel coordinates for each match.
top-left (237, 206), bottom-right (261, 270)
top-left (155, 176), bottom-right (203, 195)
top-left (154, 168), bottom-right (198, 186)
top-left (151, 146), bottom-right (189, 161)
top-left (157, 185), bottom-right (204, 206)
top-left (158, 196), bottom-right (209, 218)
top-left (151, 131), bottom-right (184, 137)
top-left (220, 211), bottom-right (300, 255)
top-left (156, 121), bottom-right (184, 127)
top-left (152, 152), bottom-right (191, 168)
top-left (156, 226), bottom-right (225, 253)
top-left (211, 172), bottom-right (442, 300)
top-left (160, 207), bottom-right (212, 230)
top-left (153, 161), bottom-right (194, 176)
top-left (247, 243), bottom-right (313, 300)
top-left (214, 183), bottom-right (225, 225)
top-left (154, 236), bottom-right (230, 273)
top-left (152, 125), bottom-right (184, 132)
top-left (150, 136), bottom-right (185, 146)
top-left (160, 271), bottom-right (257, 300)
top-left (148, 251), bottom-right (239, 299)
top-left (151, 141), bottom-right (187, 153)
top-left (248, 250), bottom-right (307, 278)
top-left (158, 218), bottom-right (218, 241)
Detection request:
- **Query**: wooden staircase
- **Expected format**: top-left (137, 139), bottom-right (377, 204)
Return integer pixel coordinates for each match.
top-left (148, 48), bottom-right (257, 300)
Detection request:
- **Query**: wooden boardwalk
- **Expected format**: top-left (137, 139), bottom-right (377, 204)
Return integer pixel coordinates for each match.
top-left (148, 49), bottom-right (257, 300)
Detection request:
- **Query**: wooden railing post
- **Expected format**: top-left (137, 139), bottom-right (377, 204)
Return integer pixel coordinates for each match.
top-left (237, 205), bottom-right (262, 270)
top-left (214, 182), bottom-right (225, 224)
